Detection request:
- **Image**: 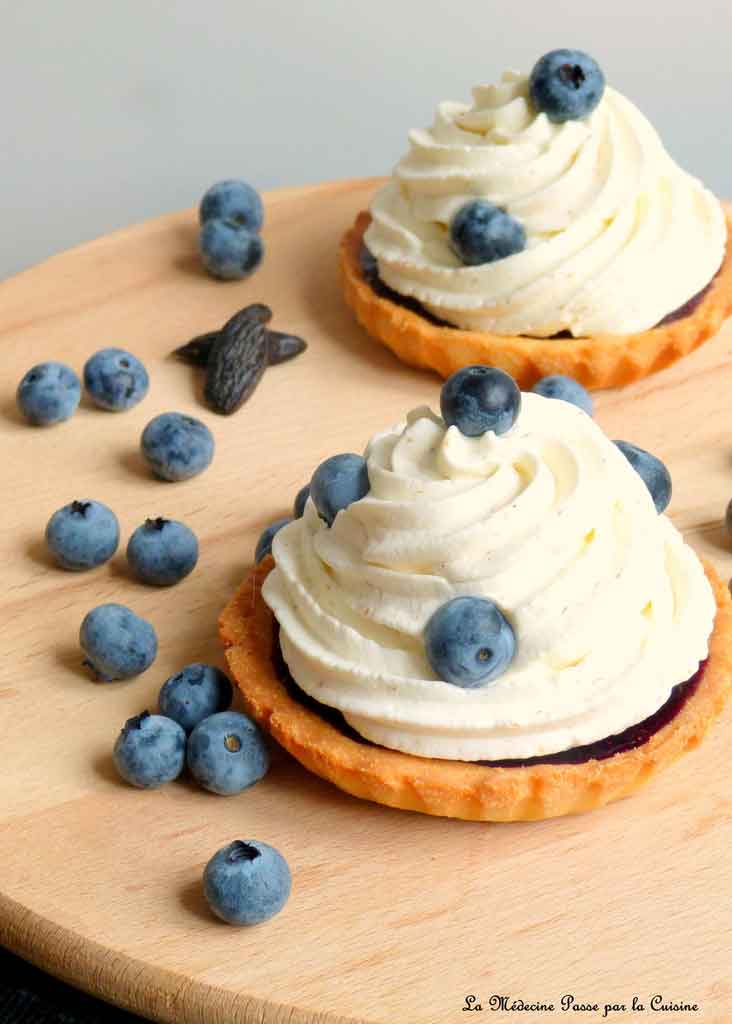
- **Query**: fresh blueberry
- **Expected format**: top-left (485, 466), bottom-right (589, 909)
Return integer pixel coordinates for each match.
top-left (45, 499), bottom-right (120, 571)
top-left (358, 243), bottom-right (379, 282)
top-left (112, 711), bottom-right (186, 789)
top-left (424, 596), bottom-right (516, 688)
top-left (158, 663), bottom-right (233, 734)
top-left (83, 347), bottom-right (149, 412)
top-left (16, 362), bottom-right (81, 426)
top-left (140, 412), bottom-right (214, 482)
top-left (614, 441), bottom-right (672, 514)
top-left (441, 365), bottom-right (521, 437)
top-left (450, 201), bottom-right (526, 267)
top-left (532, 375), bottom-right (593, 416)
top-left (199, 220), bottom-right (264, 281)
top-left (126, 517), bottom-right (199, 585)
top-left (529, 49), bottom-right (605, 124)
top-left (199, 180), bottom-right (264, 233)
top-left (80, 603), bottom-right (158, 681)
top-left (187, 711), bottom-right (269, 795)
top-left (310, 454), bottom-right (370, 527)
top-left (293, 484), bottom-right (310, 519)
top-left (203, 840), bottom-right (291, 926)
top-left (255, 517), bottom-right (291, 564)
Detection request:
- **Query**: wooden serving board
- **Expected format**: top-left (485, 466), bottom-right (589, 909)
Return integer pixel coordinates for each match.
top-left (2, 180), bottom-right (732, 1024)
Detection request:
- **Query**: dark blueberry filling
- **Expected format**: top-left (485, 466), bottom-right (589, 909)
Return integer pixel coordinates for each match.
top-left (273, 625), bottom-right (705, 767)
top-left (358, 243), bottom-right (718, 336)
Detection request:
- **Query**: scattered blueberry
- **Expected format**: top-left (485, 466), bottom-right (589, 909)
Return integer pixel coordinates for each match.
top-left (158, 664), bottom-right (233, 734)
top-left (199, 220), bottom-right (264, 281)
top-left (140, 412), bottom-right (214, 482)
top-left (45, 499), bottom-right (120, 571)
top-left (529, 49), bottom-right (605, 123)
top-left (614, 441), bottom-right (672, 514)
top-left (310, 454), bottom-right (370, 527)
top-left (450, 200), bottom-right (526, 266)
top-left (293, 484), bottom-right (310, 519)
top-left (187, 711), bottom-right (270, 796)
top-left (83, 347), bottom-right (149, 412)
top-left (203, 840), bottom-right (291, 926)
top-left (126, 517), bottom-right (199, 585)
top-left (80, 603), bottom-right (158, 681)
top-left (16, 362), bottom-right (81, 426)
top-left (424, 596), bottom-right (516, 688)
top-left (441, 365), bottom-right (521, 437)
top-left (255, 517), bottom-right (291, 564)
top-left (199, 180), bottom-right (264, 233)
top-left (112, 711), bottom-right (186, 789)
top-left (532, 375), bottom-right (593, 416)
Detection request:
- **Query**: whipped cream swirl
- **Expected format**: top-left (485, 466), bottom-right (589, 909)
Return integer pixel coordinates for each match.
top-left (263, 395), bottom-right (715, 761)
top-left (364, 70), bottom-right (726, 337)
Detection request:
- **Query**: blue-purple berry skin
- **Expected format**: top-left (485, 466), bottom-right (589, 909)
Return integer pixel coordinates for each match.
top-left (203, 840), bottom-right (291, 926)
top-left (532, 375), bottom-right (593, 416)
top-left (140, 412), bottom-right (214, 482)
top-left (187, 711), bottom-right (270, 796)
top-left (614, 441), bottom-right (672, 514)
top-left (310, 454), bottom-right (370, 527)
top-left (450, 201), bottom-right (526, 266)
top-left (158, 664), bottom-right (232, 734)
top-left (199, 180), bottom-right (264, 233)
top-left (441, 365), bottom-right (521, 438)
top-left (80, 603), bottom-right (158, 681)
top-left (199, 220), bottom-right (264, 281)
top-left (83, 347), bottom-right (149, 411)
top-left (113, 711), bottom-right (186, 788)
top-left (126, 517), bottom-right (199, 585)
top-left (255, 517), bottom-right (292, 564)
top-left (293, 484), bottom-right (310, 519)
top-left (17, 362), bottom-right (81, 425)
top-left (45, 499), bottom-right (120, 571)
top-left (529, 49), bottom-right (605, 123)
top-left (424, 596), bottom-right (516, 689)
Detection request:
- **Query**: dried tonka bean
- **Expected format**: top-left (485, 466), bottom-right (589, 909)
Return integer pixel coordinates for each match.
top-left (172, 303), bottom-right (273, 365)
top-left (267, 331), bottom-right (307, 366)
top-left (204, 315), bottom-right (268, 415)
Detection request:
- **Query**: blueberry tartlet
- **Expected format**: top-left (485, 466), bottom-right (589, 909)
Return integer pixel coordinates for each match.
top-left (220, 370), bottom-right (732, 821)
top-left (340, 50), bottom-right (732, 389)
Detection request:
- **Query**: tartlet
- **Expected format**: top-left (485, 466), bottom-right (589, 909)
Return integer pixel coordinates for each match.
top-left (341, 54), bottom-right (732, 389)
top-left (220, 557), bottom-right (732, 822)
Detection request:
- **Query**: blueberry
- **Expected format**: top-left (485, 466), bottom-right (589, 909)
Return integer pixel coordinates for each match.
top-left (113, 711), bottom-right (186, 788)
top-left (45, 499), bottom-right (120, 571)
top-left (187, 711), bottom-right (270, 795)
top-left (83, 347), bottom-right (149, 412)
top-left (293, 484), bottom-right (310, 519)
top-left (80, 603), bottom-right (158, 681)
top-left (424, 596), bottom-right (516, 688)
top-left (203, 840), bottom-right (291, 926)
top-left (158, 663), bottom-right (233, 734)
top-left (310, 454), bottom-right (370, 527)
top-left (199, 220), bottom-right (264, 281)
top-left (529, 49), bottom-right (605, 124)
top-left (255, 517), bottom-right (291, 564)
top-left (199, 180), bottom-right (264, 233)
top-left (126, 517), bottom-right (199, 585)
top-left (614, 441), bottom-right (672, 514)
top-left (441, 365), bottom-right (521, 437)
top-left (140, 412), bottom-right (214, 482)
top-left (532, 375), bottom-right (593, 416)
top-left (17, 362), bottom-right (81, 426)
top-left (450, 200), bottom-right (526, 267)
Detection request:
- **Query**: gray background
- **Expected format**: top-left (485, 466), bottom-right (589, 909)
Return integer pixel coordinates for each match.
top-left (2, 0), bottom-right (730, 280)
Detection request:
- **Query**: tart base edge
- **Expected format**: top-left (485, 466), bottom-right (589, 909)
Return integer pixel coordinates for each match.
top-left (339, 211), bottom-right (732, 391)
top-left (218, 557), bottom-right (732, 822)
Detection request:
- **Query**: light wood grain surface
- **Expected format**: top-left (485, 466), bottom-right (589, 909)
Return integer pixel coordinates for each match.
top-left (1, 181), bottom-right (732, 1024)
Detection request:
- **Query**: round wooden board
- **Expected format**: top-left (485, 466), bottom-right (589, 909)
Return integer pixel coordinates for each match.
top-left (1, 180), bottom-right (732, 1024)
